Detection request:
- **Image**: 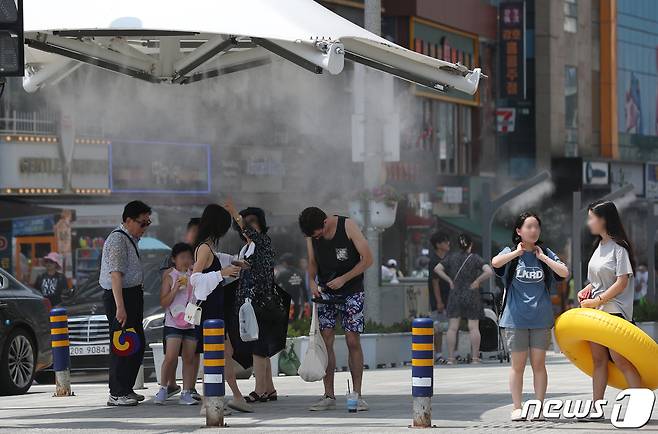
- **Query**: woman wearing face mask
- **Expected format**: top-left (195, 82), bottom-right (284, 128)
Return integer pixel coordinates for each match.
top-left (578, 200), bottom-right (640, 406)
top-left (225, 198), bottom-right (286, 403)
top-left (491, 212), bottom-right (569, 421)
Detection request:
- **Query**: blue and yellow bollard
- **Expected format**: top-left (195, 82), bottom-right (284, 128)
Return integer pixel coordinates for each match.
top-left (50, 307), bottom-right (73, 396)
top-left (411, 317), bottom-right (434, 427)
top-left (203, 319), bottom-right (225, 426)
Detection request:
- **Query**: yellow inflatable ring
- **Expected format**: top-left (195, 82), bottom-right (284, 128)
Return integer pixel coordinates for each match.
top-left (554, 308), bottom-right (658, 390)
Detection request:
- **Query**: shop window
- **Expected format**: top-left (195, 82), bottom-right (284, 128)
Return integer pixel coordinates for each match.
top-left (565, 65), bottom-right (578, 156)
top-left (564, 0), bottom-right (578, 33)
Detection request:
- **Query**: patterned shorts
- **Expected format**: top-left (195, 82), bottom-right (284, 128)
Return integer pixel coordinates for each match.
top-left (318, 291), bottom-right (365, 333)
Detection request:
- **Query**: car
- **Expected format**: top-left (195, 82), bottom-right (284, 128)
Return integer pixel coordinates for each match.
top-left (57, 248), bottom-right (168, 381)
top-left (0, 269), bottom-right (52, 395)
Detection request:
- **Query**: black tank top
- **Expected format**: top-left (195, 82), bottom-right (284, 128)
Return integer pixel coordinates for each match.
top-left (312, 216), bottom-right (363, 294)
top-left (196, 243), bottom-right (224, 320)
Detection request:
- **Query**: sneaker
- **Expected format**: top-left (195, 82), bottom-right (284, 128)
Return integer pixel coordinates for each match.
top-left (190, 388), bottom-right (201, 401)
top-left (179, 390), bottom-right (199, 405)
top-left (510, 408), bottom-right (525, 421)
top-left (154, 387), bottom-right (168, 405)
top-left (357, 398), bottom-right (369, 412)
top-left (107, 395), bottom-right (139, 407)
top-left (309, 395), bottom-right (336, 411)
top-left (167, 385), bottom-right (181, 399)
top-left (127, 391), bottom-right (145, 402)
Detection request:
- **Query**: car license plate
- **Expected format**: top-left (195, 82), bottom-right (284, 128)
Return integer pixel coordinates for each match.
top-left (70, 344), bottom-right (109, 356)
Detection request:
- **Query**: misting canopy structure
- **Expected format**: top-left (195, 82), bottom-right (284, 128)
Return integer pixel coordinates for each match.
top-left (22, 0), bottom-right (484, 94)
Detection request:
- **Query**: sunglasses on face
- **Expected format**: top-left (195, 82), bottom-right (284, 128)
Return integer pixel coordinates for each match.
top-left (135, 219), bottom-right (151, 228)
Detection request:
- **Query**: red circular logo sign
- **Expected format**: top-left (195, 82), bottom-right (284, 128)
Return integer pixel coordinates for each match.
top-left (0, 236), bottom-right (7, 251)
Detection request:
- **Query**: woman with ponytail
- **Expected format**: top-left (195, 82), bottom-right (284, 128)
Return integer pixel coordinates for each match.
top-left (434, 233), bottom-right (493, 365)
top-left (492, 212), bottom-right (569, 421)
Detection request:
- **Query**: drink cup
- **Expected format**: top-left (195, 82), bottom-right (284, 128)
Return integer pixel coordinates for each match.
top-left (346, 392), bottom-right (358, 413)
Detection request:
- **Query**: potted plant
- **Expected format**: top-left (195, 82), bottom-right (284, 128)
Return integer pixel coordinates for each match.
top-left (349, 185), bottom-right (401, 229)
top-left (634, 300), bottom-right (658, 342)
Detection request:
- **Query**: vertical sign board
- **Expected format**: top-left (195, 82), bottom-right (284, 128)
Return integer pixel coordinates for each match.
top-left (646, 163), bottom-right (658, 199)
top-left (500, 1), bottom-right (526, 99)
top-left (0, 228), bottom-right (11, 272)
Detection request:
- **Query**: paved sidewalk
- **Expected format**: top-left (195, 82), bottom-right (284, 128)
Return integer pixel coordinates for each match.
top-left (1, 354), bottom-right (656, 433)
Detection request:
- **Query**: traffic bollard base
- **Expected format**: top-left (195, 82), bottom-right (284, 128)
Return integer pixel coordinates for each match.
top-left (205, 396), bottom-right (225, 427)
top-left (412, 396), bottom-right (432, 428)
top-left (53, 370), bottom-right (74, 397)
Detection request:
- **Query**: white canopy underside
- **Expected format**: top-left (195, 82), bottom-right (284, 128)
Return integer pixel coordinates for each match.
top-left (22, 0), bottom-right (483, 95)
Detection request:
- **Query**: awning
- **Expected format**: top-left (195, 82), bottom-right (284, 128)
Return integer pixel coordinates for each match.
top-left (22, 0), bottom-right (483, 94)
top-left (438, 216), bottom-right (510, 249)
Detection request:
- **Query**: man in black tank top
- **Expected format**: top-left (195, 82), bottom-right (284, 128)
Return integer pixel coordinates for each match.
top-left (298, 207), bottom-right (373, 412)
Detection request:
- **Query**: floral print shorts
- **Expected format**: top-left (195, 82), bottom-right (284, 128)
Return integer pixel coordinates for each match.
top-left (318, 291), bottom-right (365, 333)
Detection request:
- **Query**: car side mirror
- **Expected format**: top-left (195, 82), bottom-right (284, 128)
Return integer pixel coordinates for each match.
top-left (0, 275), bottom-right (7, 290)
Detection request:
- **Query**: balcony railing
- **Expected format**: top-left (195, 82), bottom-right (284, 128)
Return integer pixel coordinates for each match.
top-left (0, 110), bottom-right (59, 135)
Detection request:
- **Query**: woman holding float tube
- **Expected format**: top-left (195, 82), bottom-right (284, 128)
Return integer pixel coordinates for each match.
top-left (578, 200), bottom-right (641, 402)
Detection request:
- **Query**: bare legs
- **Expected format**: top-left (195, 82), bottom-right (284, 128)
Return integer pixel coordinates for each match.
top-left (224, 336), bottom-right (244, 401)
top-left (508, 349), bottom-right (547, 410)
top-left (320, 328), bottom-right (336, 397)
top-left (345, 331), bottom-right (364, 395)
top-left (446, 318), bottom-right (480, 362)
top-left (319, 328), bottom-right (364, 397)
top-left (590, 342), bottom-right (641, 401)
top-left (181, 339), bottom-right (197, 390)
top-left (160, 338), bottom-right (182, 388)
top-left (253, 355), bottom-right (275, 396)
top-left (509, 350), bottom-right (527, 410)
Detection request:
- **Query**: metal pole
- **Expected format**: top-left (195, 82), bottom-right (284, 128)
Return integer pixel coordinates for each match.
top-left (363, 0), bottom-right (383, 324)
top-left (50, 308), bottom-right (73, 397)
top-left (647, 204), bottom-right (657, 304)
top-left (572, 191), bottom-right (583, 293)
top-left (411, 318), bottom-right (433, 428)
top-left (203, 319), bottom-right (225, 427)
top-left (481, 182), bottom-right (494, 289)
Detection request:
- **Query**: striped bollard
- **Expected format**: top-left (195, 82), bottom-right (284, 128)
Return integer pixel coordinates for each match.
top-left (411, 318), bottom-right (434, 428)
top-left (203, 319), bottom-right (225, 427)
top-left (50, 308), bottom-right (73, 396)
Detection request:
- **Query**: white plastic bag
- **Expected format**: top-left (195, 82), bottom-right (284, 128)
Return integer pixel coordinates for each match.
top-left (239, 298), bottom-right (259, 342)
top-left (298, 303), bottom-right (328, 382)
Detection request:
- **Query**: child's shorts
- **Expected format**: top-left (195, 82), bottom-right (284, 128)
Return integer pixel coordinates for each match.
top-left (503, 327), bottom-right (551, 352)
top-left (164, 326), bottom-right (198, 341)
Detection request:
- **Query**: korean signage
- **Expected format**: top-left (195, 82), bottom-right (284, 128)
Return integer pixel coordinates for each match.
top-left (646, 163), bottom-right (658, 199)
top-left (500, 1), bottom-right (525, 99)
top-left (19, 158), bottom-right (107, 175)
top-left (410, 17), bottom-right (479, 105)
top-left (109, 140), bottom-right (211, 194)
top-left (12, 215), bottom-right (55, 236)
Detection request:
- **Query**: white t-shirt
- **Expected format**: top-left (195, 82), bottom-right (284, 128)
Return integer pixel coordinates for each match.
top-left (587, 240), bottom-right (634, 320)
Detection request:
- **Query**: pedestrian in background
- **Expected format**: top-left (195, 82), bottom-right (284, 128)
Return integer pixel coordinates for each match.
top-left (33, 252), bottom-right (68, 307)
top-left (428, 231), bottom-right (451, 363)
top-left (277, 253), bottom-right (306, 320)
top-left (435, 234), bottom-right (493, 365)
top-left (100, 200), bottom-right (152, 407)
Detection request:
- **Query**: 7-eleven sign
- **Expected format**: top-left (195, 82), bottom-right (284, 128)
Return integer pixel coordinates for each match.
top-left (496, 108), bottom-right (516, 133)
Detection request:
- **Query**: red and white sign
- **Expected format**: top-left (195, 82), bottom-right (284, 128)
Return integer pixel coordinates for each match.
top-left (0, 236), bottom-right (7, 251)
top-left (496, 108), bottom-right (516, 133)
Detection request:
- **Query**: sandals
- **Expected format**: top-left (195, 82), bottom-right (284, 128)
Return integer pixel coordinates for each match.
top-left (245, 390), bottom-right (278, 403)
top-left (245, 391), bottom-right (260, 403)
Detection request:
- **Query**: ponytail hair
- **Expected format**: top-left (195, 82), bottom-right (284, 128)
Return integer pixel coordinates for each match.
top-left (457, 233), bottom-right (472, 252)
